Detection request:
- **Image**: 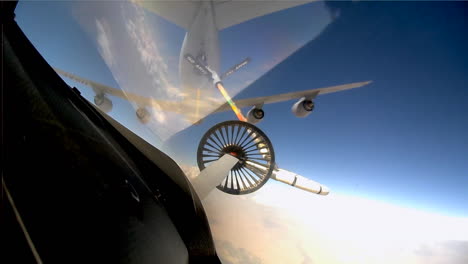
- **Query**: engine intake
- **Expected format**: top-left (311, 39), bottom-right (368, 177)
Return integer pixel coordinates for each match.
top-left (94, 94), bottom-right (113, 113)
top-left (292, 98), bottom-right (314, 118)
top-left (136, 107), bottom-right (151, 124)
top-left (247, 107), bottom-right (265, 124)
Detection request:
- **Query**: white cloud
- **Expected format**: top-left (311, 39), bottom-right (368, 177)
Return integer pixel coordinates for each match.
top-left (216, 240), bottom-right (263, 264)
top-left (122, 3), bottom-right (182, 101)
top-left (179, 164), bottom-right (200, 180)
top-left (197, 180), bottom-right (468, 264)
top-left (95, 19), bottom-right (115, 67)
top-left (71, 1), bottom-right (195, 141)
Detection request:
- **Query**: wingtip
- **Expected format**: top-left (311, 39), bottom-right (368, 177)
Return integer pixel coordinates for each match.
top-left (52, 67), bottom-right (66, 75)
top-left (319, 185), bottom-right (330, 196)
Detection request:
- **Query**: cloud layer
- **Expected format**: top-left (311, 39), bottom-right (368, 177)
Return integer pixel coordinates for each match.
top-left (194, 177), bottom-right (468, 264)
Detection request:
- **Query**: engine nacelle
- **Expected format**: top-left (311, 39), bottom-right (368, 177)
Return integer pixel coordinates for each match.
top-left (136, 107), bottom-right (151, 124)
top-left (291, 98), bottom-right (314, 118)
top-left (247, 107), bottom-right (265, 124)
top-left (94, 94), bottom-right (113, 113)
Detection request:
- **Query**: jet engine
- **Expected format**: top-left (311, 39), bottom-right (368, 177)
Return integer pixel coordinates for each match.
top-left (136, 107), bottom-right (151, 124)
top-left (246, 107), bottom-right (265, 124)
top-left (94, 94), bottom-right (113, 113)
top-left (291, 98), bottom-right (314, 118)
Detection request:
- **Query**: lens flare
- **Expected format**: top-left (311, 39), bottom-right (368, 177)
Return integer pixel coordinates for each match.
top-left (216, 82), bottom-right (247, 122)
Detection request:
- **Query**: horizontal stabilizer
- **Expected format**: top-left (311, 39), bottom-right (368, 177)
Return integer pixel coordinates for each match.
top-left (135, 1), bottom-right (315, 31)
top-left (214, 1), bottom-right (316, 30)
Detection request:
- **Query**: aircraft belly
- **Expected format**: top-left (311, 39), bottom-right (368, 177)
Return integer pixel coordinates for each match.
top-left (179, 1), bottom-right (220, 113)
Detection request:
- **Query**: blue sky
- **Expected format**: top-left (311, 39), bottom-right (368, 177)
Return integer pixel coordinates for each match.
top-left (16, 0), bottom-right (468, 221)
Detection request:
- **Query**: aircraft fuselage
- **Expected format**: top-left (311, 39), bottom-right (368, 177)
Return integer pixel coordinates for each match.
top-left (179, 1), bottom-right (220, 99)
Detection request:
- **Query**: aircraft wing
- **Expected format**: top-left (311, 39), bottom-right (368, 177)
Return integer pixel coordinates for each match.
top-left (134, 0), bottom-right (316, 30)
top-left (55, 68), bottom-right (371, 120)
top-left (212, 80), bottom-right (372, 112)
top-left (53, 68), bottom-right (184, 113)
